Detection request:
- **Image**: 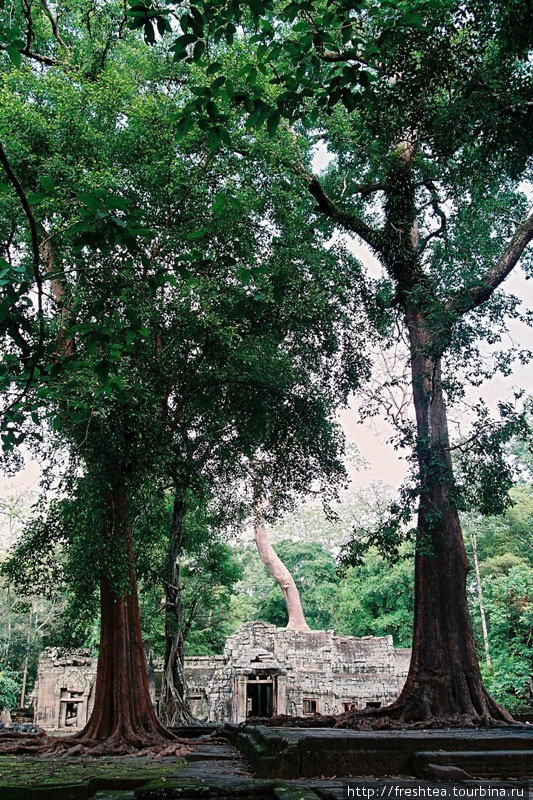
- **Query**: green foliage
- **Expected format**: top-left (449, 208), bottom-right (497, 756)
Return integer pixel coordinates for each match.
top-left (0, 3), bottom-right (369, 631)
top-left (1, 0), bottom-right (532, 719)
top-left (334, 551), bottom-right (414, 648)
top-left (0, 571), bottom-right (60, 703)
top-left (462, 482), bottom-right (533, 568)
top-left (158, 0), bottom-right (533, 555)
top-left (454, 400), bottom-right (531, 517)
top-left (138, 493), bottom-right (244, 657)
top-left (0, 670), bottom-right (19, 710)
top-left (243, 540), bottom-right (339, 630)
top-left (232, 514), bottom-right (415, 647)
top-left (480, 565), bottom-right (533, 711)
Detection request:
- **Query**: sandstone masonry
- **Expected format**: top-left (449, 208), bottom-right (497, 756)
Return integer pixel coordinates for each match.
top-left (34, 621), bottom-right (410, 729)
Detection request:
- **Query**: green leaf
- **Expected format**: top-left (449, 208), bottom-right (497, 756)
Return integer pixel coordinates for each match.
top-left (95, 359), bottom-right (110, 383)
top-left (176, 115), bottom-right (194, 137)
top-left (211, 76), bottom-right (226, 91)
top-left (39, 176), bottom-right (55, 192)
top-left (188, 228), bottom-right (209, 240)
top-left (217, 126), bottom-right (231, 146)
top-left (172, 33), bottom-right (196, 49)
top-left (6, 47), bottom-right (21, 67)
top-left (144, 21), bottom-right (155, 45)
top-left (77, 192), bottom-right (102, 210)
top-left (266, 111), bottom-right (281, 137)
top-left (193, 40), bottom-right (205, 61)
top-left (26, 192), bottom-right (47, 204)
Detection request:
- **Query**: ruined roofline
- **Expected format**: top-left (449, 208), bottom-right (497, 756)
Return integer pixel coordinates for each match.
top-left (235, 621), bottom-right (405, 647)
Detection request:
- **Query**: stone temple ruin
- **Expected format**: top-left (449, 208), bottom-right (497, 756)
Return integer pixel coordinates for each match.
top-left (34, 621), bottom-right (410, 730)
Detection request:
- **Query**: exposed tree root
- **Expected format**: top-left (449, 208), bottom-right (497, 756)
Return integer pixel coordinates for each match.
top-left (252, 691), bottom-right (517, 730)
top-left (0, 729), bottom-right (191, 757)
top-left (253, 710), bottom-right (517, 730)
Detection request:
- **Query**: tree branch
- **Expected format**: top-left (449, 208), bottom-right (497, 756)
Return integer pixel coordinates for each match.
top-left (294, 164), bottom-right (383, 254)
top-left (419, 215), bottom-right (447, 253)
top-left (0, 44), bottom-right (64, 67)
top-left (315, 46), bottom-right (367, 64)
top-left (169, 333), bottom-right (209, 432)
top-left (300, 10), bottom-right (368, 65)
top-left (447, 211), bottom-right (533, 313)
top-left (418, 181), bottom-right (447, 254)
top-left (353, 180), bottom-right (386, 197)
top-left (40, 224), bottom-right (74, 357)
top-left (39, 0), bottom-right (70, 52)
top-left (0, 143), bottom-right (45, 414)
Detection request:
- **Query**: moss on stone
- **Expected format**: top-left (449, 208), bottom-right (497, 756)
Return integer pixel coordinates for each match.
top-left (134, 777), bottom-right (276, 799)
top-left (0, 755), bottom-right (185, 797)
top-left (0, 786), bottom-right (33, 800)
top-left (31, 783), bottom-right (90, 800)
top-left (273, 787), bottom-right (319, 800)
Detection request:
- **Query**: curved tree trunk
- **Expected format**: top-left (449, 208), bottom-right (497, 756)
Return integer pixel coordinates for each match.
top-left (254, 508), bottom-right (310, 631)
top-left (74, 478), bottom-right (175, 751)
top-left (159, 492), bottom-right (195, 727)
top-left (391, 311), bottom-right (512, 723)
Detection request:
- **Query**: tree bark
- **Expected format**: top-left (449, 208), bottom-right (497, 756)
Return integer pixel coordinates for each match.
top-left (159, 492), bottom-right (195, 727)
top-left (19, 608), bottom-right (31, 708)
top-left (303, 131), bottom-right (530, 724)
top-left (471, 529), bottom-right (491, 669)
top-left (74, 478), bottom-right (175, 751)
top-left (254, 509), bottom-right (310, 631)
top-left (390, 310), bottom-right (511, 723)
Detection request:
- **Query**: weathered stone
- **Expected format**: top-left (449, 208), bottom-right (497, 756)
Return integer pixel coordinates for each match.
top-left (35, 624), bottom-right (410, 729)
top-left (205, 623), bottom-right (409, 725)
top-left (233, 726), bottom-right (533, 779)
top-left (33, 649), bottom-right (97, 731)
top-left (31, 782), bottom-right (89, 799)
top-left (273, 786), bottom-right (320, 800)
top-left (0, 787), bottom-right (33, 800)
top-left (424, 764), bottom-right (473, 781)
top-left (88, 776), bottom-right (160, 793)
top-left (412, 750), bottom-right (533, 779)
top-left (134, 777), bottom-right (274, 798)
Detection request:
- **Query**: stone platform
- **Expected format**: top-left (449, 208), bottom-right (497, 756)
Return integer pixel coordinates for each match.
top-left (226, 724), bottom-right (533, 780)
top-left (1, 728), bottom-right (531, 798)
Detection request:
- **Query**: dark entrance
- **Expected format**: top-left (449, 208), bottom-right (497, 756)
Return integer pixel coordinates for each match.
top-left (246, 681), bottom-right (273, 717)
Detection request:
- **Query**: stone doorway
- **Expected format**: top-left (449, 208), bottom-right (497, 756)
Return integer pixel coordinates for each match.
top-left (246, 679), bottom-right (273, 718)
top-left (58, 688), bottom-right (86, 728)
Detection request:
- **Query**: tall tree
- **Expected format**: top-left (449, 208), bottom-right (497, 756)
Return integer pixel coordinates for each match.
top-left (0, 0), bottom-right (366, 747)
top-left (253, 506), bottom-right (310, 631)
top-left (155, 0), bottom-right (533, 722)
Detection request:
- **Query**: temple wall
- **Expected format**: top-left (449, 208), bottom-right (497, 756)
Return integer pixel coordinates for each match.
top-left (33, 650), bottom-right (97, 731)
top-left (206, 622), bottom-right (409, 723)
top-left (34, 623), bottom-right (410, 729)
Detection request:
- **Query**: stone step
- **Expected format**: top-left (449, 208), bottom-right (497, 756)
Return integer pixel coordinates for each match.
top-left (411, 750), bottom-right (533, 780)
top-left (274, 787), bottom-right (320, 800)
top-left (184, 750), bottom-right (237, 762)
top-left (168, 725), bottom-right (220, 739)
top-left (232, 725), bottom-right (533, 779)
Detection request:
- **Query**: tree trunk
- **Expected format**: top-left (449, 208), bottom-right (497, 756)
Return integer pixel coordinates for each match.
top-left (391, 309), bottom-right (511, 723)
top-left (19, 607), bottom-right (32, 708)
top-left (471, 529), bottom-right (491, 668)
top-left (254, 509), bottom-right (310, 631)
top-left (159, 492), bottom-right (195, 727)
top-left (74, 478), bottom-right (175, 751)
